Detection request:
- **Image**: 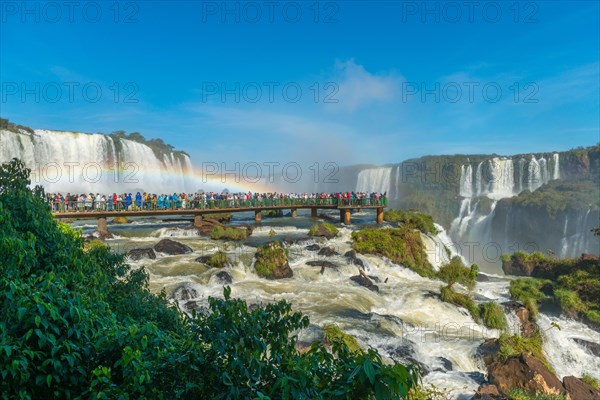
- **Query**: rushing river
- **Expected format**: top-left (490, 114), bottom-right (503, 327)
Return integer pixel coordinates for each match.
top-left (72, 210), bottom-right (600, 399)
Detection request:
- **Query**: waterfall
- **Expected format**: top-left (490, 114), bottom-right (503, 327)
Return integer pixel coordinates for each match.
top-left (356, 167), bottom-right (392, 194)
top-left (552, 153), bottom-right (560, 180)
top-left (459, 164), bottom-right (473, 197)
top-left (0, 128), bottom-right (192, 194)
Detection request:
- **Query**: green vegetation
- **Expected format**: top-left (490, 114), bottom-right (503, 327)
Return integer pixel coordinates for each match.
top-left (383, 209), bottom-right (439, 234)
top-left (109, 130), bottom-right (189, 162)
top-left (204, 250), bottom-right (228, 268)
top-left (112, 216), bottom-right (130, 224)
top-left (586, 310), bottom-right (600, 325)
top-left (0, 158), bottom-right (421, 399)
top-left (323, 324), bottom-right (362, 354)
top-left (581, 373), bottom-right (599, 389)
top-left (554, 289), bottom-right (587, 318)
top-left (507, 388), bottom-right (566, 400)
top-left (0, 117), bottom-right (34, 134)
top-left (254, 241), bottom-right (289, 279)
top-left (210, 225), bottom-right (248, 240)
top-left (440, 285), bottom-right (480, 322)
top-left (204, 212), bottom-right (232, 222)
top-left (352, 227), bottom-right (435, 278)
top-left (308, 222), bottom-right (339, 237)
top-left (437, 256), bottom-right (478, 290)
top-left (509, 278), bottom-right (550, 317)
top-left (407, 385), bottom-right (452, 400)
top-left (498, 333), bottom-right (552, 372)
top-left (480, 302), bottom-right (508, 330)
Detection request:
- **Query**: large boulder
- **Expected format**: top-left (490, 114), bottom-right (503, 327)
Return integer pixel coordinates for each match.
top-left (215, 271), bottom-right (233, 284)
top-left (488, 354), bottom-right (565, 397)
top-left (563, 376), bottom-right (600, 400)
top-left (515, 307), bottom-right (538, 338)
top-left (573, 338), bottom-right (600, 358)
top-left (345, 250), bottom-right (365, 268)
top-left (254, 241), bottom-right (293, 279)
top-left (171, 283), bottom-right (198, 301)
top-left (318, 247), bottom-right (339, 257)
top-left (473, 384), bottom-right (502, 400)
top-left (154, 239), bottom-right (192, 255)
top-left (127, 247), bottom-right (156, 261)
top-left (306, 260), bottom-right (338, 269)
top-left (477, 338), bottom-right (501, 367)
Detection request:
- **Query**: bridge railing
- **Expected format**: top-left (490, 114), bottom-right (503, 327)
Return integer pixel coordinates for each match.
top-left (49, 197), bottom-right (387, 213)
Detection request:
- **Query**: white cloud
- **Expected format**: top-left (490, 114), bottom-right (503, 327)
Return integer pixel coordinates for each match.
top-left (329, 59), bottom-right (403, 112)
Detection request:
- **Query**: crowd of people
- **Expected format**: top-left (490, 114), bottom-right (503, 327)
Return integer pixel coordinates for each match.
top-left (47, 191), bottom-right (387, 212)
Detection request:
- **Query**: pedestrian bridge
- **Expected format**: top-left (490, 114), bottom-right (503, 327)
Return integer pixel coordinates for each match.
top-left (51, 198), bottom-right (387, 235)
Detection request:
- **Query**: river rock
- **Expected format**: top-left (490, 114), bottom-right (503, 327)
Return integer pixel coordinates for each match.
top-left (563, 376), bottom-right (600, 400)
top-left (477, 338), bottom-right (501, 367)
top-left (318, 247), bottom-right (339, 257)
top-left (127, 247), bottom-right (156, 261)
top-left (171, 283), bottom-right (198, 301)
top-left (344, 250), bottom-right (365, 268)
top-left (473, 384), bottom-right (502, 399)
top-left (488, 354), bottom-right (565, 396)
top-left (350, 273), bottom-right (379, 292)
top-left (215, 271), bottom-right (233, 284)
top-left (309, 223), bottom-right (338, 239)
top-left (154, 238), bottom-right (192, 255)
top-left (515, 306), bottom-right (538, 337)
top-left (306, 260), bottom-right (338, 269)
top-left (254, 241), bottom-right (293, 279)
top-left (305, 244), bottom-right (321, 251)
top-left (436, 357), bottom-right (453, 371)
top-left (573, 338), bottom-right (600, 358)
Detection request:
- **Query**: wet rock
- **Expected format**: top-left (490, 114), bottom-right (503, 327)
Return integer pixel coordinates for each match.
top-left (254, 241), bottom-right (293, 279)
top-left (515, 307), bottom-right (538, 337)
top-left (305, 244), bottom-right (321, 251)
top-left (572, 338), bottom-right (600, 358)
top-left (309, 223), bottom-right (338, 239)
top-left (344, 250), bottom-right (364, 268)
top-left (437, 357), bottom-right (453, 371)
top-left (477, 274), bottom-right (490, 282)
top-left (306, 260), bottom-right (338, 269)
top-left (477, 338), bottom-right (500, 367)
top-left (171, 284), bottom-right (198, 301)
top-left (563, 376), bottom-right (600, 400)
top-left (215, 271), bottom-right (233, 284)
top-left (127, 247), bottom-right (156, 261)
top-left (318, 247), bottom-right (339, 257)
top-left (154, 238), bottom-right (192, 255)
top-left (488, 354), bottom-right (565, 397)
top-left (466, 371), bottom-right (487, 385)
top-left (350, 271), bottom-right (379, 292)
top-left (184, 300), bottom-right (200, 311)
top-left (474, 384), bottom-right (502, 399)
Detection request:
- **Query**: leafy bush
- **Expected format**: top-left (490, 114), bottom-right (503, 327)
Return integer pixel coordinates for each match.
top-left (352, 227), bottom-right (435, 278)
top-left (254, 241), bottom-right (289, 279)
top-left (586, 310), bottom-right (600, 325)
top-left (440, 286), bottom-right (480, 323)
top-left (323, 324), bottom-right (362, 354)
top-left (509, 278), bottom-right (550, 317)
top-left (0, 158), bottom-right (422, 399)
top-left (384, 209), bottom-right (439, 234)
top-left (204, 250), bottom-right (228, 268)
top-left (437, 256), bottom-right (478, 290)
top-left (407, 384), bottom-right (452, 400)
top-left (210, 225), bottom-right (248, 240)
top-left (480, 302), bottom-right (508, 330)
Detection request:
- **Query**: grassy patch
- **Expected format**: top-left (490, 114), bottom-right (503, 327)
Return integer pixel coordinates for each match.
top-left (480, 302), bottom-right (508, 330)
top-left (254, 241), bottom-right (288, 279)
top-left (210, 225), bottom-right (248, 240)
top-left (352, 227), bottom-right (435, 278)
top-left (498, 333), bottom-right (553, 372)
top-left (407, 385), bottom-right (452, 400)
top-left (581, 374), bottom-right (599, 389)
top-left (508, 388), bottom-right (566, 400)
top-left (308, 222), bottom-right (339, 237)
top-left (383, 209), bottom-right (439, 234)
top-left (204, 251), bottom-right (228, 269)
top-left (554, 289), bottom-right (588, 318)
top-left (586, 310), bottom-right (600, 325)
top-left (112, 216), bottom-right (130, 224)
top-left (323, 324), bottom-right (362, 354)
top-left (509, 278), bottom-right (550, 317)
top-left (440, 285), bottom-right (480, 323)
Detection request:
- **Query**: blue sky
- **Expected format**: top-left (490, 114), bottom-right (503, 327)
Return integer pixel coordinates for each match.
top-left (1, 0), bottom-right (599, 166)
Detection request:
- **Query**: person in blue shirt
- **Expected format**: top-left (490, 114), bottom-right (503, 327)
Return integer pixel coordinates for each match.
top-left (172, 193), bottom-right (179, 209)
top-left (157, 194), bottom-right (164, 209)
top-left (135, 192), bottom-right (142, 209)
top-left (125, 193), bottom-right (133, 210)
top-left (164, 194), bottom-right (171, 209)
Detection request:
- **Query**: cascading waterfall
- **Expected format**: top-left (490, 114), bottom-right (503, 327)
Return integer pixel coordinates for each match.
top-left (0, 128), bottom-right (192, 193)
top-left (356, 167), bottom-right (392, 194)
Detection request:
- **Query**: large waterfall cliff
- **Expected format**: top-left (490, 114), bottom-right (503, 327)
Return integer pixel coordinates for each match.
top-left (0, 128), bottom-right (193, 194)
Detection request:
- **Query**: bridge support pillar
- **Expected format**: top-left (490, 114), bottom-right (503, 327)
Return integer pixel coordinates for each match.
top-left (376, 208), bottom-right (384, 224)
top-left (311, 208), bottom-right (318, 218)
top-left (194, 214), bottom-right (203, 228)
top-left (255, 210), bottom-right (262, 222)
top-left (340, 209), bottom-right (351, 225)
top-left (291, 208), bottom-right (297, 218)
top-left (97, 217), bottom-right (108, 236)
